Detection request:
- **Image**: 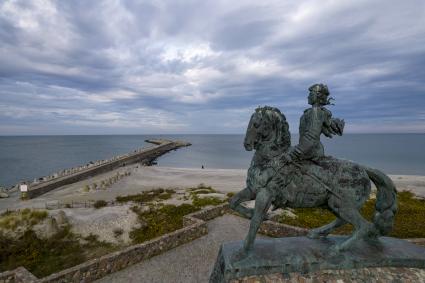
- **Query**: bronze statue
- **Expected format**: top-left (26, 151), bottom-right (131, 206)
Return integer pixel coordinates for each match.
top-left (229, 84), bottom-right (398, 259)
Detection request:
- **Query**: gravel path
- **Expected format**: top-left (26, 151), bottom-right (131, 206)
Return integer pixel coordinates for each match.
top-left (94, 214), bottom-right (265, 283)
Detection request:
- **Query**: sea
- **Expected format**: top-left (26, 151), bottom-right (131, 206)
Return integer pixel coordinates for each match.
top-left (0, 134), bottom-right (424, 188)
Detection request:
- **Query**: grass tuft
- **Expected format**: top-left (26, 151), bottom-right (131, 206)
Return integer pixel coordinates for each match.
top-left (0, 209), bottom-right (48, 231)
top-left (192, 196), bottom-right (225, 207)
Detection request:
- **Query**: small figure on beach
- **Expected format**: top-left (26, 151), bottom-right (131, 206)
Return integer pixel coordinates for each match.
top-left (229, 84), bottom-right (397, 260)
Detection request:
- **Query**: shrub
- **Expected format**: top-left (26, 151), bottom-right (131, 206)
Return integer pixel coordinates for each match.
top-left (0, 209), bottom-right (48, 231)
top-left (116, 189), bottom-right (175, 204)
top-left (93, 200), bottom-right (108, 209)
top-left (227, 192), bottom-right (235, 198)
top-left (129, 204), bottom-right (199, 244)
top-left (192, 196), bottom-right (224, 207)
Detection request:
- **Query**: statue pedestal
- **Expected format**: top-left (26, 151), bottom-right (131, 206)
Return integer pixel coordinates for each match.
top-left (209, 236), bottom-right (425, 283)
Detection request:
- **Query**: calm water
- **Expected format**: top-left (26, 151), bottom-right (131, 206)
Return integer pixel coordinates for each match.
top-left (0, 134), bottom-right (424, 188)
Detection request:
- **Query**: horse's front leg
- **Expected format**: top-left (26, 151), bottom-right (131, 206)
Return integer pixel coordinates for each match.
top-left (229, 187), bottom-right (256, 219)
top-left (242, 188), bottom-right (273, 254)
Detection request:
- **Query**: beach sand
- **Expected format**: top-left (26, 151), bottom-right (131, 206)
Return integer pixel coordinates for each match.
top-left (1, 165), bottom-right (424, 212)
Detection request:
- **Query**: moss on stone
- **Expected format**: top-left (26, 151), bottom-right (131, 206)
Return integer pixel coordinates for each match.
top-left (277, 191), bottom-right (425, 238)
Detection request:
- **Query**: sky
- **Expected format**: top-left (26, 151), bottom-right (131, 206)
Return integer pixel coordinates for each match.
top-left (0, 0), bottom-right (424, 135)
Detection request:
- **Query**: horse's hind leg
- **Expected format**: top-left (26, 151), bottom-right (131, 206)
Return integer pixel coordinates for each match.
top-left (332, 205), bottom-right (378, 252)
top-left (229, 187), bottom-right (255, 219)
top-left (307, 218), bottom-right (346, 239)
top-left (242, 188), bottom-right (272, 253)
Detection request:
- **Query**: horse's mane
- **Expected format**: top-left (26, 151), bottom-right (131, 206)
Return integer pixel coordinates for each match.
top-left (255, 106), bottom-right (291, 150)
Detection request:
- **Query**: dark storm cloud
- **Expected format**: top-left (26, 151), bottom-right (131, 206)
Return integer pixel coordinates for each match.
top-left (0, 0), bottom-right (424, 135)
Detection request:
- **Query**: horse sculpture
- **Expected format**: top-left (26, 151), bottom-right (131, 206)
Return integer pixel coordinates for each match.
top-left (229, 106), bottom-right (397, 258)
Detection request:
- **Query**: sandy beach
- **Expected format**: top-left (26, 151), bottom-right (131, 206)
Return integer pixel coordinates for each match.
top-left (1, 165), bottom-right (424, 212)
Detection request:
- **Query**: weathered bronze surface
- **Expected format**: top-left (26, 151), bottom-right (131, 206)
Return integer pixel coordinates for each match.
top-left (210, 236), bottom-right (425, 282)
top-left (209, 84), bottom-right (415, 282)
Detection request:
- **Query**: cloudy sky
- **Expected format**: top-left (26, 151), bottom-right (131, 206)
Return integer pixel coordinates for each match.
top-left (0, 0), bottom-right (424, 135)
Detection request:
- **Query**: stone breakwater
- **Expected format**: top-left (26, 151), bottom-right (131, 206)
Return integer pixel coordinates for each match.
top-left (22, 139), bottom-right (191, 199)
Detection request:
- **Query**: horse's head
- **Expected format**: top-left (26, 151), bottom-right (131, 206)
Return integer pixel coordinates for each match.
top-left (244, 106), bottom-right (291, 152)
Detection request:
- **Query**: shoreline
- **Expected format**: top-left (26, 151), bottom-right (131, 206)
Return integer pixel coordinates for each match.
top-left (1, 166), bottom-right (424, 213)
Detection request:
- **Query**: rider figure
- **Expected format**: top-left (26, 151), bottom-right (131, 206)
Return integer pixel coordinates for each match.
top-left (280, 83), bottom-right (345, 165)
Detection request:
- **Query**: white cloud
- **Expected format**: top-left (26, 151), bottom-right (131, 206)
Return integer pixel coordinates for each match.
top-left (0, 0), bottom-right (424, 134)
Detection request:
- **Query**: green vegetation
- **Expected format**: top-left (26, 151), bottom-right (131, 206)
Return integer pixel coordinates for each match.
top-left (0, 225), bottom-right (116, 278)
top-left (186, 183), bottom-right (217, 196)
top-left (0, 209), bottom-right (48, 230)
top-left (185, 184), bottom-right (225, 207)
top-left (116, 188), bottom-right (175, 203)
top-left (0, 226), bottom-right (83, 277)
top-left (129, 203), bottom-right (199, 243)
top-left (277, 191), bottom-right (425, 238)
top-left (192, 195), bottom-right (225, 207)
top-left (226, 192), bottom-right (235, 198)
top-left (93, 200), bottom-right (108, 209)
top-left (0, 209), bottom-right (117, 277)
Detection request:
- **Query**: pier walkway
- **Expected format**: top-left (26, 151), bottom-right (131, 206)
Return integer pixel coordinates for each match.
top-left (25, 139), bottom-right (190, 199)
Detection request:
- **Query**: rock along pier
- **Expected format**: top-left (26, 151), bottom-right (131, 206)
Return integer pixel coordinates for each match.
top-left (24, 139), bottom-right (191, 199)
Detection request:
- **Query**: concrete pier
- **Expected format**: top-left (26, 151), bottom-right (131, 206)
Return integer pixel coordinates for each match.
top-left (25, 139), bottom-right (191, 199)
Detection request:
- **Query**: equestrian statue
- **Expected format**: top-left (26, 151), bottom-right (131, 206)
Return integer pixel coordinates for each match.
top-left (229, 83), bottom-right (398, 259)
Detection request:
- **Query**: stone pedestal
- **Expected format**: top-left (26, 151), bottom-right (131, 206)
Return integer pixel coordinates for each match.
top-left (209, 236), bottom-right (425, 283)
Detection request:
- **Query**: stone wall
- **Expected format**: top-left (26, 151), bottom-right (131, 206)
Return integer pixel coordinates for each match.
top-left (0, 267), bottom-right (38, 283)
top-left (0, 204), bottom-right (228, 283)
top-left (26, 141), bottom-right (184, 199)
top-left (1, 206), bottom-right (424, 283)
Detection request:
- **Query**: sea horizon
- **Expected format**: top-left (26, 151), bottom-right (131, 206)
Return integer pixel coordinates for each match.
top-left (1, 134), bottom-right (424, 188)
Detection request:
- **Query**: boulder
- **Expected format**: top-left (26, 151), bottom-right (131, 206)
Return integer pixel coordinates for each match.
top-left (0, 192), bottom-right (9, 198)
top-left (56, 210), bottom-right (68, 226)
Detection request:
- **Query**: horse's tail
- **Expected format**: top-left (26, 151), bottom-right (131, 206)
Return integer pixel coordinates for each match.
top-left (365, 167), bottom-right (397, 235)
